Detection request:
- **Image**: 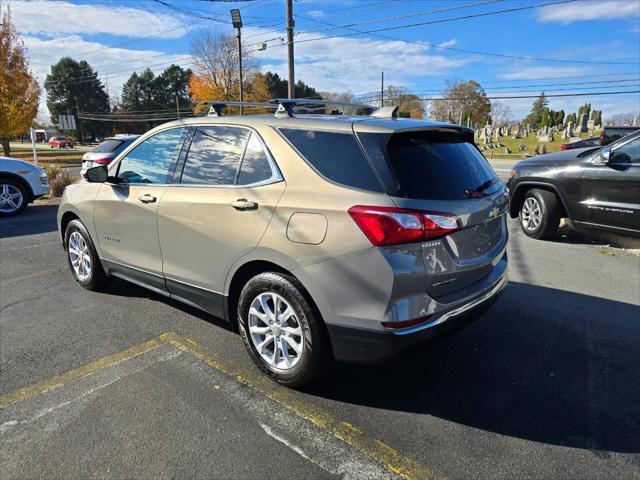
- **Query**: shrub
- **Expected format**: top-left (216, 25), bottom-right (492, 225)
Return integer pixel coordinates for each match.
top-left (46, 165), bottom-right (77, 197)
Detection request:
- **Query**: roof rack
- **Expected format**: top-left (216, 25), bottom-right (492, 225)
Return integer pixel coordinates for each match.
top-left (200, 99), bottom-right (392, 119)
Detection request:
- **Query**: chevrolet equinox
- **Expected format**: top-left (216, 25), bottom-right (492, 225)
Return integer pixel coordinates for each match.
top-left (57, 103), bottom-right (508, 386)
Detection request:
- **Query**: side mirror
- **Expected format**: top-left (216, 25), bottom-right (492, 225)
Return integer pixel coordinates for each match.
top-left (601, 147), bottom-right (612, 164)
top-left (85, 165), bottom-right (108, 183)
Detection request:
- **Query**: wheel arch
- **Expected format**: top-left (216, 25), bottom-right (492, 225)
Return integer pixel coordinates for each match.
top-left (510, 182), bottom-right (569, 219)
top-left (0, 172), bottom-right (34, 201)
top-left (59, 210), bottom-right (80, 244)
top-left (225, 258), bottom-right (328, 339)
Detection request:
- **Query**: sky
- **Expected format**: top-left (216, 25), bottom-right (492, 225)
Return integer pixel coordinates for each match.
top-left (2, 0), bottom-right (639, 123)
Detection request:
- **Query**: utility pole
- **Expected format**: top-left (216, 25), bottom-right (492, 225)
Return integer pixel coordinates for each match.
top-left (230, 9), bottom-right (244, 114)
top-left (286, 0), bottom-right (295, 99)
top-left (380, 71), bottom-right (384, 107)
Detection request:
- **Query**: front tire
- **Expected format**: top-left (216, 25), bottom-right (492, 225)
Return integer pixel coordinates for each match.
top-left (238, 272), bottom-right (330, 387)
top-left (519, 188), bottom-right (561, 239)
top-left (64, 219), bottom-right (108, 290)
top-left (0, 179), bottom-right (28, 217)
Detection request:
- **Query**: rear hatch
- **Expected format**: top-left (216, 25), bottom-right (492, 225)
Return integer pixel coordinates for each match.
top-left (355, 125), bottom-right (508, 299)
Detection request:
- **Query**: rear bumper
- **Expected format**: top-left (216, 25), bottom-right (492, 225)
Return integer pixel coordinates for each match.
top-left (326, 269), bottom-right (507, 364)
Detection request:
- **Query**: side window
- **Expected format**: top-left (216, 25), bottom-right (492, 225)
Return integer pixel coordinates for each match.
top-left (181, 126), bottom-right (249, 185)
top-left (611, 137), bottom-right (640, 164)
top-left (279, 128), bottom-right (383, 192)
top-left (117, 128), bottom-right (184, 184)
top-left (237, 133), bottom-right (274, 185)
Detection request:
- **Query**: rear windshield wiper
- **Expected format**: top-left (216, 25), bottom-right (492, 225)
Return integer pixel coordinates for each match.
top-left (464, 178), bottom-right (499, 197)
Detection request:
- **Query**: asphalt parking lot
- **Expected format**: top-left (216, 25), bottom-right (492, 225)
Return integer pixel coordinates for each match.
top-left (1, 200), bottom-right (639, 479)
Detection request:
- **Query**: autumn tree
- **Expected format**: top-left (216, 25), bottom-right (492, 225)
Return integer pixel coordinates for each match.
top-left (45, 57), bottom-right (110, 141)
top-left (430, 80), bottom-right (490, 125)
top-left (384, 86), bottom-right (424, 119)
top-left (0, 9), bottom-right (40, 156)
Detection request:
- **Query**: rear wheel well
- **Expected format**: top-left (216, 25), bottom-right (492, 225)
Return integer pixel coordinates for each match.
top-left (60, 211), bottom-right (80, 243)
top-left (0, 173), bottom-right (33, 201)
top-left (227, 260), bottom-right (325, 334)
top-left (511, 184), bottom-right (567, 219)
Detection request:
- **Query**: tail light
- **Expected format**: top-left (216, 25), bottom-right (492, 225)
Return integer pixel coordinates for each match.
top-left (560, 144), bottom-right (570, 150)
top-left (348, 205), bottom-right (460, 246)
top-left (92, 158), bottom-right (112, 165)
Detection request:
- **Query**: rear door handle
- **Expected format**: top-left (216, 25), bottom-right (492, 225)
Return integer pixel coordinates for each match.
top-left (138, 194), bottom-right (157, 204)
top-left (229, 199), bottom-right (258, 210)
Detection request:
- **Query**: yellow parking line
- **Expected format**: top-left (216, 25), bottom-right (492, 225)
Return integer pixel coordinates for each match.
top-left (1, 332), bottom-right (442, 480)
top-left (0, 336), bottom-right (164, 408)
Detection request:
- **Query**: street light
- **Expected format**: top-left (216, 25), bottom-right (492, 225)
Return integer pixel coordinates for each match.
top-left (230, 9), bottom-right (243, 114)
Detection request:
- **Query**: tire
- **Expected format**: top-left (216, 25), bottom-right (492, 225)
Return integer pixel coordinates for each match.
top-left (518, 188), bottom-right (561, 240)
top-left (0, 178), bottom-right (29, 217)
top-left (238, 272), bottom-right (330, 387)
top-left (64, 219), bottom-right (108, 291)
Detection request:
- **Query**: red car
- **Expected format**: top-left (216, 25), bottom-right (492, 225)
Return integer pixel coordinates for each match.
top-left (49, 136), bottom-right (74, 149)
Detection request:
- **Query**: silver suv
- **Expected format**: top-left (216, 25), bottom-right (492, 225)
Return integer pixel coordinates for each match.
top-left (57, 102), bottom-right (508, 386)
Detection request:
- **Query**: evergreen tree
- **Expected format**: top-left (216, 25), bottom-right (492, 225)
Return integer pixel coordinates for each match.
top-left (523, 92), bottom-right (548, 128)
top-left (45, 57), bottom-right (110, 141)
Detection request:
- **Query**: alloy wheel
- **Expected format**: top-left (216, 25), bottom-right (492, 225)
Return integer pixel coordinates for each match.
top-left (521, 197), bottom-right (542, 232)
top-left (0, 184), bottom-right (24, 213)
top-left (248, 292), bottom-right (304, 370)
top-left (68, 231), bottom-right (92, 281)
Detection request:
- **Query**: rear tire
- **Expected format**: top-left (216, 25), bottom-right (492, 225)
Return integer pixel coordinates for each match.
top-left (238, 272), bottom-right (330, 387)
top-left (64, 219), bottom-right (108, 291)
top-left (518, 188), bottom-right (561, 240)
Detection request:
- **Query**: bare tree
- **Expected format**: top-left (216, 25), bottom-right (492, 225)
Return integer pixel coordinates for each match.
top-left (606, 112), bottom-right (639, 126)
top-left (191, 30), bottom-right (259, 99)
top-left (490, 101), bottom-right (513, 127)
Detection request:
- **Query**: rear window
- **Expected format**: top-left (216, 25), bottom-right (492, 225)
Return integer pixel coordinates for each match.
top-left (279, 128), bottom-right (383, 192)
top-left (362, 130), bottom-right (498, 200)
top-left (93, 139), bottom-right (123, 153)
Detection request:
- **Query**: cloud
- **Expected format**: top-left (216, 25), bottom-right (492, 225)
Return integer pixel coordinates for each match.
top-left (306, 10), bottom-right (326, 19)
top-left (499, 66), bottom-right (590, 80)
top-left (251, 28), bottom-right (473, 94)
top-left (438, 39), bottom-right (458, 48)
top-left (538, 0), bottom-right (640, 23)
top-left (22, 35), bottom-right (190, 120)
top-left (4, 0), bottom-right (190, 39)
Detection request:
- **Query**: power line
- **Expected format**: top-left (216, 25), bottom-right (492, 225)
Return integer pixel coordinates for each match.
top-left (291, 0), bottom-right (638, 65)
top-left (298, 0), bottom-right (507, 35)
top-left (417, 90), bottom-right (640, 101)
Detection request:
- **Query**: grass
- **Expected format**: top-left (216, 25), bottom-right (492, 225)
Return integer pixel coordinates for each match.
top-left (7, 146), bottom-right (83, 168)
top-left (477, 129), bottom-right (600, 160)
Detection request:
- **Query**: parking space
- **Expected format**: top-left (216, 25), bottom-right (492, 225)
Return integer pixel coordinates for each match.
top-left (1, 203), bottom-right (639, 479)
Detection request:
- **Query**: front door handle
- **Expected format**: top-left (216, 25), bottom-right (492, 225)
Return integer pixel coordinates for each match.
top-left (229, 199), bottom-right (258, 210)
top-left (138, 194), bottom-right (157, 204)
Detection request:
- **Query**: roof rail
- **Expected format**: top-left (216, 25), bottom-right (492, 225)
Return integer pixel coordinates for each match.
top-left (370, 105), bottom-right (398, 119)
top-left (200, 99), bottom-right (375, 118)
top-left (201, 101), bottom-right (276, 117)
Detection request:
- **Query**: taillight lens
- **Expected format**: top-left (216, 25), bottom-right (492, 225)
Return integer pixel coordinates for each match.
top-left (560, 144), bottom-right (569, 150)
top-left (93, 158), bottom-right (112, 165)
top-left (348, 205), bottom-right (460, 246)
top-left (423, 213), bottom-right (460, 240)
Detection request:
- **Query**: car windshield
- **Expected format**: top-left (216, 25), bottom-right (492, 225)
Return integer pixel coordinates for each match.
top-left (360, 129), bottom-right (499, 200)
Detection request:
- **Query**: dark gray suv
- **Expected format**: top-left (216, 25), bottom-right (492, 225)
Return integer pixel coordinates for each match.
top-left (58, 102), bottom-right (508, 386)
